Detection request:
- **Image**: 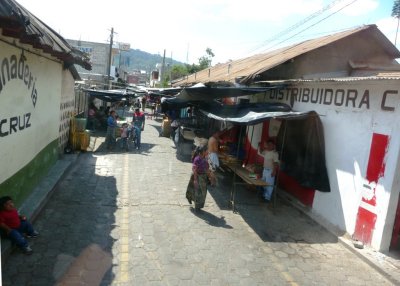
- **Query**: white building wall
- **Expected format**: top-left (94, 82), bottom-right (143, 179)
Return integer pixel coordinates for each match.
top-left (0, 40), bottom-right (62, 184)
top-left (59, 69), bottom-right (76, 151)
top-left (261, 79), bottom-right (400, 250)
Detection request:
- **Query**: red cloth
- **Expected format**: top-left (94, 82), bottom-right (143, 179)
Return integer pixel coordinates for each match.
top-left (0, 208), bottom-right (21, 229)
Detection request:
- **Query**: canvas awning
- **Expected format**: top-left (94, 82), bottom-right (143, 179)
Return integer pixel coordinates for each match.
top-left (175, 84), bottom-right (283, 101)
top-left (197, 103), bottom-right (330, 193)
top-left (198, 102), bottom-right (312, 125)
top-left (161, 86), bottom-right (330, 193)
top-left (160, 84), bottom-right (286, 114)
top-left (83, 89), bottom-right (139, 102)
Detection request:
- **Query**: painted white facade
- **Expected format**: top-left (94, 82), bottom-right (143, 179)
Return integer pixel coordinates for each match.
top-left (0, 39), bottom-right (63, 185)
top-left (254, 79), bottom-right (400, 251)
top-left (59, 69), bottom-right (75, 150)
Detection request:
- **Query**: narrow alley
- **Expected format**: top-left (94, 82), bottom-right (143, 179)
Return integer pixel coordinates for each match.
top-left (2, 118), bottom-right (394, 286)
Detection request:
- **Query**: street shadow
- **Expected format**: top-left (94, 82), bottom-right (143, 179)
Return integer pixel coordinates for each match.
top-left (148, 122), bottom-right (163, 136)
top-left (1, 153), bottom-right (119, 285)
top-left (92, 136), bottom-right (156, 156)
top-left (190, 208), bottom-right (233, 229)
top-left (148, 122), bottom-right (193, 163)
top-left (207, 167), bottom-right (339, 244)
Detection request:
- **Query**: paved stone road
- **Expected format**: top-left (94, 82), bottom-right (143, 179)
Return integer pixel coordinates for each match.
top-left (2, 118), bottom-right (394, 285)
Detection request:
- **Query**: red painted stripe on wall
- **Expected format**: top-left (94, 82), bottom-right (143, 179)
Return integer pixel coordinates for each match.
top-left (366, 133), bottom-right (389, 182)
top-left (353, 133), bottom-right (389, 245)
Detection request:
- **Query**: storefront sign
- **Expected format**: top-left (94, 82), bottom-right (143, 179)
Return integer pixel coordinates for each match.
top-left (0, 113), bottom-right (31, 137)
top-left (0, 52), bottom-right (38, 138)
top-left (0, 53), bottom-right (38, 107)
top-left (267, 87), bottom-right (399, 112)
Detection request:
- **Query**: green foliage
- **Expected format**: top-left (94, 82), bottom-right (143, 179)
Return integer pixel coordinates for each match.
top-left (393, 0), bottom-right (400, 18)
top-left (198, 47), bottom-right (215, 69)
top-left (170, 48), bottom-right (216, 80)
top-left (149, 48), bottom-right (216, 82)
top-left (171, 65), bottom-right (188, 80)
top-left (120, 49), bottom-right (183, 72)
top-left (185, 63), bottom-right (202, 74)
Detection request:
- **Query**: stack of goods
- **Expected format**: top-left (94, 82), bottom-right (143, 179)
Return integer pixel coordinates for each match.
top-left (70, 117), bottom-right (90, 151)
top-left (219, 153), bottom-right (241, 166)
top-left (161, 118), bottom-right (171, 137)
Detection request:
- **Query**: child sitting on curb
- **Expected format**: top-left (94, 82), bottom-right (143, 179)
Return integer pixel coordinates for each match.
top-left (0, 196), bottom-right (39, 254)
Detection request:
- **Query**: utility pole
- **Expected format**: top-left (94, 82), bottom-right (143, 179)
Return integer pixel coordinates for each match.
top-left (161, 49), bottom-right (166, 86)
top-left (186, 43), bottom-right (189, 64)
top-left (170, 51), bottom-right (173, 83)
top-left (107, 27), bottom-right (114, 90)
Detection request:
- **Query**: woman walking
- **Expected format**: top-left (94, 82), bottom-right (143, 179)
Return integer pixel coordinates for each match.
top-left (186, 145), bottom-right (210, 211)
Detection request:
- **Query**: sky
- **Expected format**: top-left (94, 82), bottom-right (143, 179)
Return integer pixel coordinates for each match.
top-left (16, 0), bottom-right (400, 65)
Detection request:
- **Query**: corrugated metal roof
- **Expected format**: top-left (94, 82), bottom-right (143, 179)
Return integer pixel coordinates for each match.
top-left (173, 25), bottom-right (400, 87)
top-left (257, 75), bottom-right (400, 85)
top-left (0, 0), bottom-right (91, 70)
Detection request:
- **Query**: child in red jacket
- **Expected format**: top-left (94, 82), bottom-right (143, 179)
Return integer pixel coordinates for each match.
top-left (0, 196), bottom-right (38, 254)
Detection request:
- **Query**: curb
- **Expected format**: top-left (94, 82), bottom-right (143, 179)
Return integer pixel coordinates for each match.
top-left (1, 153), bottom-right (79, 262)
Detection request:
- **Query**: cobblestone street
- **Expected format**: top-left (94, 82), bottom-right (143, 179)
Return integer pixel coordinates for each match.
top-left (2, 118), bottom-right (394, 285)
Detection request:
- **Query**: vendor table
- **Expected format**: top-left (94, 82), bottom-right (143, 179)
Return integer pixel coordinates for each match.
top-left (224, 162), bottom-right (268, 213)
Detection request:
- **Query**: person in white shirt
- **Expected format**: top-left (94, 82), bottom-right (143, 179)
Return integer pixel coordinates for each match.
top-left (207, 131), bottom-right (220, 186)
top-left (258, 140), bottom-right (279, 202)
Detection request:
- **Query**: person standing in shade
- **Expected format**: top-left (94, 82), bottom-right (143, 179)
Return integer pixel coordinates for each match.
top-left (258, 140), bottom-right (280, 202)
top-left (87, 103), bottom-right (97, 131)
top-left (106, 110), bottom-right (117, 150)
top-left (141, 96), bottom-right (147, 112)
top-left (132, 108), bottom-right (145, 149)
top-left (207, 131), bottom-right (220, 186)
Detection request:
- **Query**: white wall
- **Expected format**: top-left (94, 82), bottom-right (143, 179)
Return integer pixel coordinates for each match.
top-left (262, 79), bottom-right (400, 250)
top-left (59, 69), bottom-right (76, 150)
top-left (0, 40), bottom-right (62, 184)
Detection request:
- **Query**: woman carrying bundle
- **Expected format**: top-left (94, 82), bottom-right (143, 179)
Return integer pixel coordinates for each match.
top-left (186, 145), bottom-right (211, 211)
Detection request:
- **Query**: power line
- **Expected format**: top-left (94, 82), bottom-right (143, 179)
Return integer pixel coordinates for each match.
top-left (248, 0), bottom-right (358, 55)
top-left (260, 0), bottom-right (359, 53)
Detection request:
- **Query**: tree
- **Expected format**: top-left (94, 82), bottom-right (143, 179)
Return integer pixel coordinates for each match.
top-left (185, 63), bottom-right (202, 74)
top-left (168, 48), bottom-right (216, 82)
top-left (392, 0), bottom-right (400, 45)
top-left (198, 47), bottom-right (215, 69)
top-left (170, 65), bottom-right (188, 80)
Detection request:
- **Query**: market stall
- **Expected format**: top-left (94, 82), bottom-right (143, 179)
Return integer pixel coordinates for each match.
top-left (160, 85), bottom-right (330, 210)
top-left (198, 105), bottom-right (330, 210)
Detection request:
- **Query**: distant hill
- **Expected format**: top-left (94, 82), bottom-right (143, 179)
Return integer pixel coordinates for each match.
top-left (120, 49), bottom-right (185, 72)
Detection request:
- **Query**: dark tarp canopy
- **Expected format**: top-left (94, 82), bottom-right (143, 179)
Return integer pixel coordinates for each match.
top-left (161, 84), bottom-right (285, 113)
top-left (175, 85), bottom-right (282, 101)
top-left (197, 104), bottom-right (330, 192)
top-left (147, 87), bottom-right (183, 96)
top-left (83, 89), bottom-right (139, 102)
top-left (275, 111), bottom-right (330, 192)
top-left (161, 85), bottom-right (330, 193)
top-left (198, 102), bottom-right (308, 125)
